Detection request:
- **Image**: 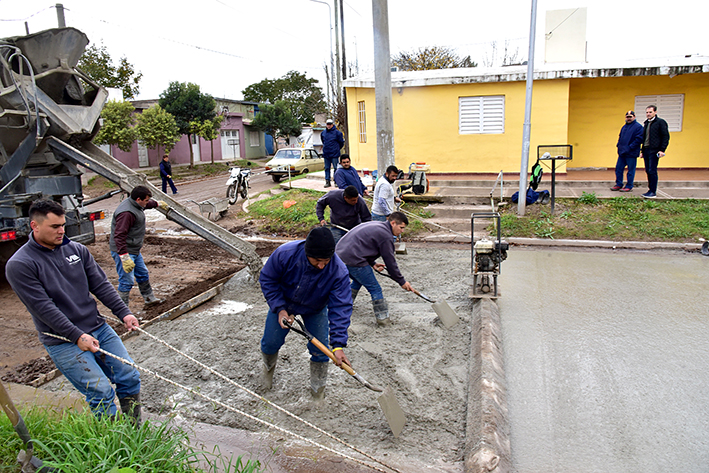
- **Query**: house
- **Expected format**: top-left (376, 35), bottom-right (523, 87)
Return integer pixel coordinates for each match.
top-left (108, 98), bottom-right (267, 168)
top-left (343, 58), bottom-right (709, 174)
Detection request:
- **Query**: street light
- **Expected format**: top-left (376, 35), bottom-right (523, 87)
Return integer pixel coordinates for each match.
top-left (310, 0), bottom-right (335, 113)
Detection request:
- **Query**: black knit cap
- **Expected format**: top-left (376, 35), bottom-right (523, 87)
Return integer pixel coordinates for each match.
top-left (305, 227), bottom-right (336, 259)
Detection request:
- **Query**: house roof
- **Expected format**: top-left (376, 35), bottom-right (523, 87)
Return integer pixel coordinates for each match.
top-left (343, 56), bottom-right (709, 88)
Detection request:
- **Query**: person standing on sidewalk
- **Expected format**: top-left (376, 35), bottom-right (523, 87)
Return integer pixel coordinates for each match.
top-left (334, 154), bottom-right (369, 196)
top-left (159, 154), bottom-right (178, 195)
top-left (371, 165), bottom-right (401, 221)
top-left (110, 186), bottom-right (168, 307)
top-left (316, 185), bottom-right (371, 244)
top-left (5, 199), bottom-right (142, 422)
top-left (640, 105), bottom-right (670, 198)
top-left (321, 119), bottom-right (344, 188)
top-left (611, 110), bottom-right (644, 192)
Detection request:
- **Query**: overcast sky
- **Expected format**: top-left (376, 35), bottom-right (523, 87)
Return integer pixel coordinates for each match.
top-left (2, 0), bottom-right (706, 101)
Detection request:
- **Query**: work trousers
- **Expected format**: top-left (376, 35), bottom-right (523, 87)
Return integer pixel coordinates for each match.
top-left (347, 265), bottom-right (384, 301)
top-left (642, 149), bottom-right (660, 193)
top-left (260, 307), bottom-right (330, 363)
top-left (615, 156), bottom-right (637, 189)
top-left (111, 251), bottom-right (150, 292)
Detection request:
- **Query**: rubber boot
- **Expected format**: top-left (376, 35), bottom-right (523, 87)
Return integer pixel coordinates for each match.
top-left (119, 393), bottom-right (141, 428)
top-left (262, 351), bottom-right (278, 390)
top-left (118, 290), bottom-right (131, 306)
top-left (310, 361), bottom-right (328, 400)
top-left (372, 299), bottom-right (390, 326)
top-left (138, 281), bottom-right (163, 306)
top-left (324, 180), bottom-right (331, 188)
top-left (351, 288), bottom-right (359, 303)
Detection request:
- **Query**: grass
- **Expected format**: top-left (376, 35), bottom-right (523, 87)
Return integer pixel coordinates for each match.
top-left (0, 407), bottom-right (263, 473)
top-left (498, 195), bottom-right (709, 242)
top-left (246, 188), bottom-right (432, 237)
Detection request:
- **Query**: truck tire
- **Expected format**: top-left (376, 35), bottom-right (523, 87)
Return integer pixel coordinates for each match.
top-left (271, 175), bottom-right (282, 183)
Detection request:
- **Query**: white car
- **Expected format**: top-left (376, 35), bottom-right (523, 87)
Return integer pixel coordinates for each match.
top-left (264, 148), bottom-right (324, 182)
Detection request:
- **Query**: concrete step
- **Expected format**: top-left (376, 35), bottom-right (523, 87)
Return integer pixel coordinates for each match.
top-left (424, 204), bottom-right (493, 219)
top-left (429, 179), bottom-right (709, 189)
top-left (419, 217), bottom-right (491, 233)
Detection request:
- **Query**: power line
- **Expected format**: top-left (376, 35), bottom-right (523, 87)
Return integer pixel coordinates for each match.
top-left (0, 5), bottom-right (54, 22)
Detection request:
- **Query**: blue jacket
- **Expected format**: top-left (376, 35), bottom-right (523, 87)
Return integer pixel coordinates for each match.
top-left (159, 160), bottom-right (173, 179)
top-left (259, 240), bottom-right (352, 347)
top-left (617, 120), bottom-right (644, 158)
top-left (334, 166), bottom-right (366, 195)
top-left (321, 126), bottom-right (344, 159)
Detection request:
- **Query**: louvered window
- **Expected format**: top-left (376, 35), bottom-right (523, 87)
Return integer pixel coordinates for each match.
top-left (459, 95), bottom-right (505, 134)
top-left (634, 94), bottom-right (684, 132)
top-left (358, 101), bottom-right (367, 143)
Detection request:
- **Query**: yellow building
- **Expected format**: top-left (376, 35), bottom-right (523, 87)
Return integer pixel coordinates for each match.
top-left (344, 60), bottom-right (709, 174)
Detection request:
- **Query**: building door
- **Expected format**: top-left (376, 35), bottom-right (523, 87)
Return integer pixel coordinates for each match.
top-left (191, 134), bottom-right (202, 162)
top-left (138, 143), bottom-right (149, 167)
top-left (221, 130), bottom-right (240, 159)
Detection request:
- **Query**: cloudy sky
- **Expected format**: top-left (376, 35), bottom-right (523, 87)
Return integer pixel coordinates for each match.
top-left (2, 0), bottom-right (705, 101)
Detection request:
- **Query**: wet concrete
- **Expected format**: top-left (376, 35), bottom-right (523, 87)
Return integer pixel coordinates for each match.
top-left (498, 248), bottom-right (709, 473)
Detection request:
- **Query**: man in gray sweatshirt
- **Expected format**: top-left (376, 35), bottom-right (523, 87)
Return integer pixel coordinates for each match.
top-left (5, 200), bottom-right (142, 423)
top-left (335, 211), bottom-right (413, 325)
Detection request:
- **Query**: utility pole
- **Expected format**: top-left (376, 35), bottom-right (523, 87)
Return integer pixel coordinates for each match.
top-left (372, 0), bottom-right (395, 175)
top-left (55, 3), bottom-right (66, 27)
top-left (339, 0), bottom-right (349, 154)
top-left (333, 0), bottom-right (342, 102)
top-left (517, 0), bottom-right (538, 216)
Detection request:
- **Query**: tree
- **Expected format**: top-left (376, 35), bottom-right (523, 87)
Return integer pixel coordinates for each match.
top-left (190, 115), bottom-right (225, 164)
top-left (135, 104), bottom-right (181, 158)
top-left (78, 43), bottom-right (143, 99)
top-left (158, 82), bottom-right (216, 168)
top-left (391, 46), bottom-right (477, 71)
top-left (251, 101), bottom-right (302, 151)
top-left (93, 100), bottom-right (137, 152)
top-left (242, 71), bottom-right (326, 124)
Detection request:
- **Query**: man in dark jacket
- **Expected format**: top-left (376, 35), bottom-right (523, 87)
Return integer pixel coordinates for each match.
top-left (110, 186), bottom-right (168, 306)
top-left (6, 200), bottom-right (142, 422)
top-left (335, 212), bottom-right (414, 326)
top-left (334, 154), bottom-right (369, 196)
top-left (159, 154), bottom-right (178, 194)
top-left (321, 119), bottom-right (344, 188)
top-left (640, 105), bottom-right (670, 198)
top-left (316, 185), bottom-right (371, 244)
top-left (259, 227), bottom-right (352, 399)
top-left (612, 110), bottom-right (644, 192)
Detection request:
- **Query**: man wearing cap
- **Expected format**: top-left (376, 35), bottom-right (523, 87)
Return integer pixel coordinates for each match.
top-left (611, 110), bottom-right (644, 192)
top-left (316, 185), bottom-right (371, 244)
top-left (259, 227), bottom-right (352, 399)
top-left (640, 105), bottom-right (670, 199)
top-left (321, 119), bottom-right (345, 188)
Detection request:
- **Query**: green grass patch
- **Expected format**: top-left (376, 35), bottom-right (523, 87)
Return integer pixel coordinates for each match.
top-left (0, 407), bottom-right (263, 473)
top-left (498, 197), bottom-right (709, 242)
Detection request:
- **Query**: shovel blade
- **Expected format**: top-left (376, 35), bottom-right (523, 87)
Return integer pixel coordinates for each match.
top-left (432, 299), bottom-right (459, 328)
top-left (377, 386), bottom-right (406, 438)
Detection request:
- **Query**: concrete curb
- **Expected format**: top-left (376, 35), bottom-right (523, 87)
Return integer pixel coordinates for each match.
top-left (465, 299), bottom-right (511, 473)
top-left (508, 237), bottom-right (703, 251)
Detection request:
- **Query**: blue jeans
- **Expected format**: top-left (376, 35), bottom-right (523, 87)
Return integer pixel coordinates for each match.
top-left (372, 213), bottom-right (388, 222)
top-left (44, 323), bottom-right (140, 417)
top-left (111, 251), bottom-right (149, 292)
top-left (329, 226), bottom-right (347, 245)
top-left (261, 307), bottom-right (330, 363)
top-left (347, 265), bottom-right (384, 301)
top-left (323, 156), bottom-right (338, 182)
top-left (643, 149), bottom-right (660, 193)
top-left (615, 156), bottom-right (637, 189)
top-left (162, 176), bottom-right (177, 194)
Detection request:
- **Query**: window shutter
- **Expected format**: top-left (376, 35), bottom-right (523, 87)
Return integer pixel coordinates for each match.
top-left (634, 94), bottom-right (684, 132)
top-left (459, 96), bottom-right (505, 134)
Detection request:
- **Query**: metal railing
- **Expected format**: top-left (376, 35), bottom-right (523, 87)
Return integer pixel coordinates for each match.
top-left (489, 170), bottom-right (504, 211)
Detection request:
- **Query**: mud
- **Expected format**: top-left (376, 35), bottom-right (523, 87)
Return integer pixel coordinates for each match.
top-left (123, 246), bottom-right (473, 472)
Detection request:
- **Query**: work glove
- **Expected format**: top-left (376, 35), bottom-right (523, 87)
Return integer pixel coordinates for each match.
top-left (157, 200), bottom-right (169, 211)
top-left (120, 253), bottom-right (135, 273)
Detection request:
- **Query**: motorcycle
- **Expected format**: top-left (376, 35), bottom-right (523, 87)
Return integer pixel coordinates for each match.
top-left (226, 166), bottom-right (251, 205)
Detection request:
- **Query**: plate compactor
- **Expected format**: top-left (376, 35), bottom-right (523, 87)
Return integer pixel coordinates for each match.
top-left (471, 212), bottom-right (508, 298)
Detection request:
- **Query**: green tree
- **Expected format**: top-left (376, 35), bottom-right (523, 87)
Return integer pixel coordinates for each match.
top-left (158, 82), bottom-right (216, 168)
top-left (78, 43), bottom-right (143, 99)
top-left (242, 71), bottom-right (326, 123)
top-left (135, 104), bottom-right (181, 158)
top-left (190, 115), bottom-right (224, 164)
top-left (391, 46), bottom-right (477, 71)
top-left (93, 100), bottom-right (137, 152)
top-left (251, 101), bottom-right (301, 151)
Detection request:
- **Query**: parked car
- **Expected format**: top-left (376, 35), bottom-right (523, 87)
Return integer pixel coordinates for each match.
top-left (264, 148), bottom-right (324, 182)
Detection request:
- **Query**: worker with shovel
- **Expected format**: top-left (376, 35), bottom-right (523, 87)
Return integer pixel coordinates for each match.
top-left (335, 211), bottom-right (413, 326)
top-left (5, 200), bottom-right (142, 423)
top-left (316, 185), bottom-right (371, 244)
top-left (259, 227), bottom-right (353, 399)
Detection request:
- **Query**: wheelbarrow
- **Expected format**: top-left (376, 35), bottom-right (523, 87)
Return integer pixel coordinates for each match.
top-left (187, 197), bottom-right (229, 221)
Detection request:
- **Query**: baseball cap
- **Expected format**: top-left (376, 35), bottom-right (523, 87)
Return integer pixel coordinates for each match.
top-left (326, 119), bottom-right (334, 124)
top-left (626, 110), bottom-right (635, 117)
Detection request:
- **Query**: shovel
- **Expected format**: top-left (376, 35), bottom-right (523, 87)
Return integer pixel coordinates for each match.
top-left (376, 268), bottom-right (460, 328)
top-left (0, 381), bottom-right (54, 473)
top-left (285, 316), bottom-right (407, 437)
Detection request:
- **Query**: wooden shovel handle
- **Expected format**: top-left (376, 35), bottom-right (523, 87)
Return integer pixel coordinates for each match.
top-left (308, 337), bottom-right (356, 376)
top-left (0, 381), bottom-right (20, 426)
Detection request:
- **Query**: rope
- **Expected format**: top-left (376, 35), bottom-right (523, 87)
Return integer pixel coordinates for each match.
top-left (44, 330), bottom-right (402, 473)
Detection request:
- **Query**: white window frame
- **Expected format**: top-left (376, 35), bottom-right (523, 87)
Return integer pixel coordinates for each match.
top-left (249, 130), bottom-right (260, 147)
top-left (634, 94), bottom-right (684, 132)
top-left (459, 95), bottom-right (505, 134)
top-left (358, 101), bottom-right (367, 143)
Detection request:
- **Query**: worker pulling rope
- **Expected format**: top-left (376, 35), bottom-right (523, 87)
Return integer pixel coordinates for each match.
top-left (43, 330), bottom-right (403, 473)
